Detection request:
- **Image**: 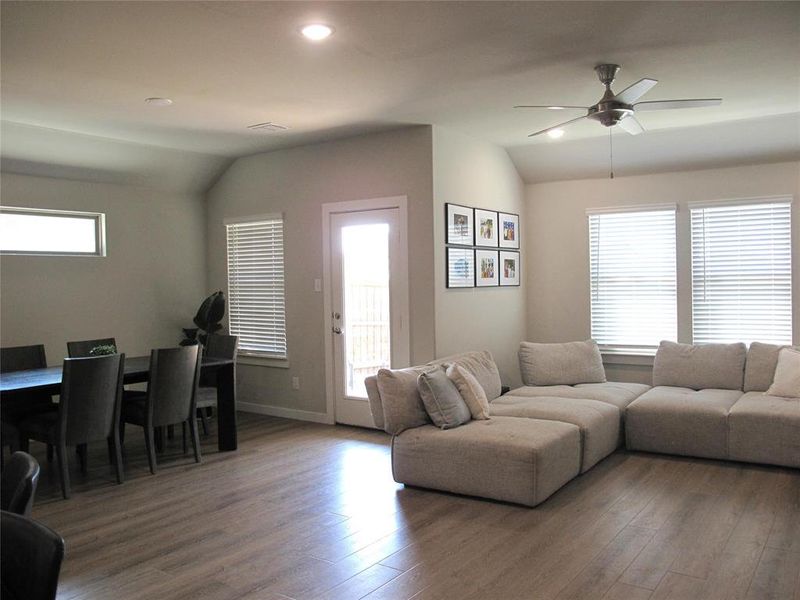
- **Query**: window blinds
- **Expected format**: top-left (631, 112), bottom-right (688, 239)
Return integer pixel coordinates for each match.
top-left (226, 216), bottom-right (287, 358)
top-left (588, 207), bottom-right (677, 350)
top-left (691, 199), bottom-right (792, 345)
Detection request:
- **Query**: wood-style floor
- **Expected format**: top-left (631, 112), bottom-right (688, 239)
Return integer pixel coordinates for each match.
top-left (27, 413), bottom-right (800, 600)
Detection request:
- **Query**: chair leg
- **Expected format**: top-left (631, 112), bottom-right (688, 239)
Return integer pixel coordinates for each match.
top-left (154, 427), bottom-right (164, 453)
top-left (167, 425), bottom-right (174, 440)
top-left (47, 444), bottom-right (54, 462)
top-left (182, 422), bottom-right (188, 454)
top-left (189, 417), bottom-right (202, 464)
top-left (56, 443), bottom-right (70, 499)
top-left (199, 410), bottom-right (209, 436)
top-left (107, 437), bottom-right (114, 465)
top-left (144, 425), bottom-right (157, 475)
top-left (77, 443), bottom-right (88, 474)
top-left (112, 432), bottom-right (124, 485)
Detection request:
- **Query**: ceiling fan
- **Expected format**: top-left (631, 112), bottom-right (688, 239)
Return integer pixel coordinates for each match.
top-left (516, 64), bottom-right (722, 137)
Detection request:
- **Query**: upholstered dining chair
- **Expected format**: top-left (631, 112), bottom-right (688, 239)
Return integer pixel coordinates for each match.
top-left (18, 354), bottom-right (125, 499)
top-left (195, 334), bottom-right (238, 435)
top-left (1, 511), bottom-right (65, 600)
top-left (122, 345), bottom-right (202, 473)
top-left (66, 337), bottom-right (117, 358)
top-left (0, 452), bottom-right (40, 517)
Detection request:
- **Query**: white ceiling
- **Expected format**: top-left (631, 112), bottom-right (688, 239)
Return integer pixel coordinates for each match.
top-left (1, 1), bottom-right (799, 186)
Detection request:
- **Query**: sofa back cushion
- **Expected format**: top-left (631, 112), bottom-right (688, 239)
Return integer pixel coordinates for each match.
top-left (429, 350), bottom-right (502, 401)
top-left (365, 375), bottom-right (385, 429)
top-left (766, 348), bottom-right (800, 398)
top-left (418, 367), bottom-right (472, 429)
top-left (518, 340), bottom-right (606, 386)
top-left (652, 340), bottom-right (746, 390)
top-left (376, 367), bottom-right (431, 435)
top-left (744, 342), bottom-right (796, 392)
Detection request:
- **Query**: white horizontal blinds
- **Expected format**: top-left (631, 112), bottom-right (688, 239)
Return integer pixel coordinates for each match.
top-left (226, 217), bottom-right (287, 358)
top-left (589, 207), bottom-right (677, 349)
top-left (691, 199), bottom-right (792, 345)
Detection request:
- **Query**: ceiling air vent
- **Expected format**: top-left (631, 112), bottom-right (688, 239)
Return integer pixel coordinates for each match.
top-left (247, 122), bottom-right (289, 132)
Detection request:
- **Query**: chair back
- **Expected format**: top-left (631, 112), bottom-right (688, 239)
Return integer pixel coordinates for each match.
top-left (1, 511), bottom-right (65, 600)
top-left (147, 346), bottom-right (201, 427)
top-left (200, 334), bottom-right (237, 387)
top-left (59, 354), bottom-right (124, 446)
top-left (1, 345), bottom-right (47, 373)
top-left (66, 338), bottom-right (117, 358)
top-left (0, 452), bottom-right (40, 517)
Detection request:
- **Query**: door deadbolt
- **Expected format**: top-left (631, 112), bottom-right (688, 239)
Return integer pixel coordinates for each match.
top-left (332, 327), bottom-right (342, 334)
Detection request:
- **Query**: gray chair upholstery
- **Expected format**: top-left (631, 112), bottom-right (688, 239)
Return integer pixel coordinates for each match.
top-left (0, 452), bottom-right (40, 517)
top-left (1, 510), bottom-right (65, 600)
top-left (122, 346), bottom-right (202, 473)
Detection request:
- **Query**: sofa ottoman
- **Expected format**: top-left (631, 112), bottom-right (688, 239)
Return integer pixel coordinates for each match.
top-left (505, 382), bottom-right (650, 412)
top-left (392, 416), bottom-right (581, 507)
top-left (728, 391), bottom-right (800, 468)
top-left (488, 395), bottom-right (620, 472)
top-left (626, 387), bottom-right (743, 460)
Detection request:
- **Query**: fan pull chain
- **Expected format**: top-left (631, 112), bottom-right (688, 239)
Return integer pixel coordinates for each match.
top-left (609, 127), bottom-right (614, 179)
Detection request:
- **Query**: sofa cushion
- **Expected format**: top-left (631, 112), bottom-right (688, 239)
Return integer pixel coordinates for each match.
top-left (518, 340), bottom-right (606, 386)
top-left (728, 391), bottom-right (800, 468)
top-left (429, 350), bottom-right (502, 401)
top-left (489, 395), bottom-right (620, 472)
top-left (625, 386), bottom-right (743, 460)
top-left (743, 342), bottom-right (788, 392)
top-left (766, 348), bottom-right (800, 398)
top-left (376, 367), bottom-right (431, 435)
top-left (505, 382), bottom-right (650, 411)
top-left (417, 367), bottom-right (471, 429)
top-left (652, 341), bottom-right (746, 391)
top-left (392, 417), bottom-right (581, 507)
top-left (446, 364), bottom-right (490, 420)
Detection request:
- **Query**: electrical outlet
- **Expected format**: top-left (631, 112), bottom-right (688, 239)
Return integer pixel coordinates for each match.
top-left (292, 376), bottom-right (300, 390)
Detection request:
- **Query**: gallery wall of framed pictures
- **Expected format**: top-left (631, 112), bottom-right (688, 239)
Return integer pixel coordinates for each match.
top-left (445, 203), bottom-right (520, 289)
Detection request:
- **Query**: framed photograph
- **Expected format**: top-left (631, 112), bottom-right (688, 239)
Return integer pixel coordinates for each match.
top-left (499, 251), bottom-right (520, 286)
top-left (474, 209), bottom-right (499, 247)
top-left (446, 247), bottom-right (475, 288)
top-left (475, 249), bottom-right (499, 287)
top-left (499, 212), bottom-right (520, 249)
top-left (445, 203), bottom-right (474, 246)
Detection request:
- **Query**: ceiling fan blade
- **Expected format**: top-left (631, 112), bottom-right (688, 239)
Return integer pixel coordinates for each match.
top-left (633, 98), bottom-right (722, 111)
top-left (617, 115), bottom-right (644, 136)
top-left (528, 115), bottom-right (587, 137)
top-left (613, 78), bottom-right (658, 104)
top-left (514, 105), bottom-right (589, 110)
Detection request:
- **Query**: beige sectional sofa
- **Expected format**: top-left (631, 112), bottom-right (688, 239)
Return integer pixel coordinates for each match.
top-left (366, 341), bottom-right (798, 508)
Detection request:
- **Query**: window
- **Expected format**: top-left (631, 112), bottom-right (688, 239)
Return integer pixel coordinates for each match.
top-left (691, 198), bottom-right (792, 345)
top-left (588, 206), bottom-right (677, 350)
top-left (0, 206), bottom-right (105, 256)
top-left (226, 215), bottom-right (287, 359)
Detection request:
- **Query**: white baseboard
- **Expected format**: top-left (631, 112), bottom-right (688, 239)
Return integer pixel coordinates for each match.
top-left (237, 401), bottom-right (333, 425)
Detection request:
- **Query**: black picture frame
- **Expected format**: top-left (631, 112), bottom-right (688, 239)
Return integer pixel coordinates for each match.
top-left (499, 212), bottom-right (520, 249)
top-left (446, 247), bottom-right (475, 288)
top-left (475, 249), bottom-right (500, 287)
top-left (445, 203), bottom-right (475, 246)
top-left (474, 208), bottom-right (499, 248)
top-left (499, 250), bottom-right (520, 286)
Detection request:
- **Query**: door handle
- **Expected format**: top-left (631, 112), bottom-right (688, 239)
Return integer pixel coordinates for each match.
top-left (332, 327), bottom-right (342, 335)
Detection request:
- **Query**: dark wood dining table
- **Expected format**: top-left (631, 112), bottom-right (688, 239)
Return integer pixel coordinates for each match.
top-left (0, 355), bottom-right (238, 451)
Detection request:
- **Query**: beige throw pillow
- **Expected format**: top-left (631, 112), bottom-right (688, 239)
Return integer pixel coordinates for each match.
top-left (447, 364), bottom-right (491, 420)
top-left (766, 348), bottom-right (800, 398)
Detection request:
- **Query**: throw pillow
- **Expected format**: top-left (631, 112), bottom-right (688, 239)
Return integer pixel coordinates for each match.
top-left (518, 340), bottom-right (606, 386)
top-left (766, 348), bottom-right (800, 398)
top-left (446, 364), bottom-right (491, 420)
top-left (417, 367), bottom-right (472, 429)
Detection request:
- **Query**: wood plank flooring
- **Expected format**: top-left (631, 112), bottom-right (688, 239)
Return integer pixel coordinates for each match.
top-left (25, 413), bottom-right (800, 600)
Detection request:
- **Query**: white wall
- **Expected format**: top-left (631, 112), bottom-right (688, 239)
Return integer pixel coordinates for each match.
top-left (525, 161), bottom-right (800, 383)
top-left (433, 127), bottom-right (526, 388)
top-left (206, 126), bottom-right (435, 419)
top-left (0, 172), bottom-right (208, 364)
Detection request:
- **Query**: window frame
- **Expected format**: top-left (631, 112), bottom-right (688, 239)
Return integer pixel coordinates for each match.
top-left (225, 212), bottom-right (288, 363)
top-left (0, 206), bottom-right (106, 257)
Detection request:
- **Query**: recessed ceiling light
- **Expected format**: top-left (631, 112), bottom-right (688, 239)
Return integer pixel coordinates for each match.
top-left (301, 24), bottom-right (334, 41)
top-left (547, 128), bottom-right (565, 139)
top-left (145, 97), bottom-right (173, 106)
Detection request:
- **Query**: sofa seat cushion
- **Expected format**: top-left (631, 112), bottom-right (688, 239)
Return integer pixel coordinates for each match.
top-left (728, 391), bottom-right (800, 468)
top-left (392, 416), bottom-right (581, 507)
top-left (505, 382), bottom-right (650, 411)
top-left (489, 395), bottom-right (620, 472)
top-left (625, 387), bottom-right (743, 460)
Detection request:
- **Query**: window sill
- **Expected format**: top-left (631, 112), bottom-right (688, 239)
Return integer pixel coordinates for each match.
top-left (600, 348), bottom-right (656, 366)
top-left (236, 355), bottom-right (290, 369)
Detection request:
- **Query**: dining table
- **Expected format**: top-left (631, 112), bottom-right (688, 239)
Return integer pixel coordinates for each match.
top-left (0, 355), bottom-right (238, 452)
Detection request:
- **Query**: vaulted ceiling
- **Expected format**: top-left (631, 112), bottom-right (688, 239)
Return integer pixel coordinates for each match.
top-left (2, 1), bottom-right (798, 187)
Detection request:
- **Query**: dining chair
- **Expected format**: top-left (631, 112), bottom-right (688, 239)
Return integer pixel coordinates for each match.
top-left (18, 354), bottom-right (125, 499)
top-left (1, 452), bottom-right (40, 517)
top-left (66, 337), bottom-right (117, 358)
top-left (1, 511), bottom-right (65, 600)
top-left (0, 345), bottom-right (56, 464)
top-left (195, 334), bottom-right (238, 435)
top-left (122, 345), bottom-right (202, 473)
